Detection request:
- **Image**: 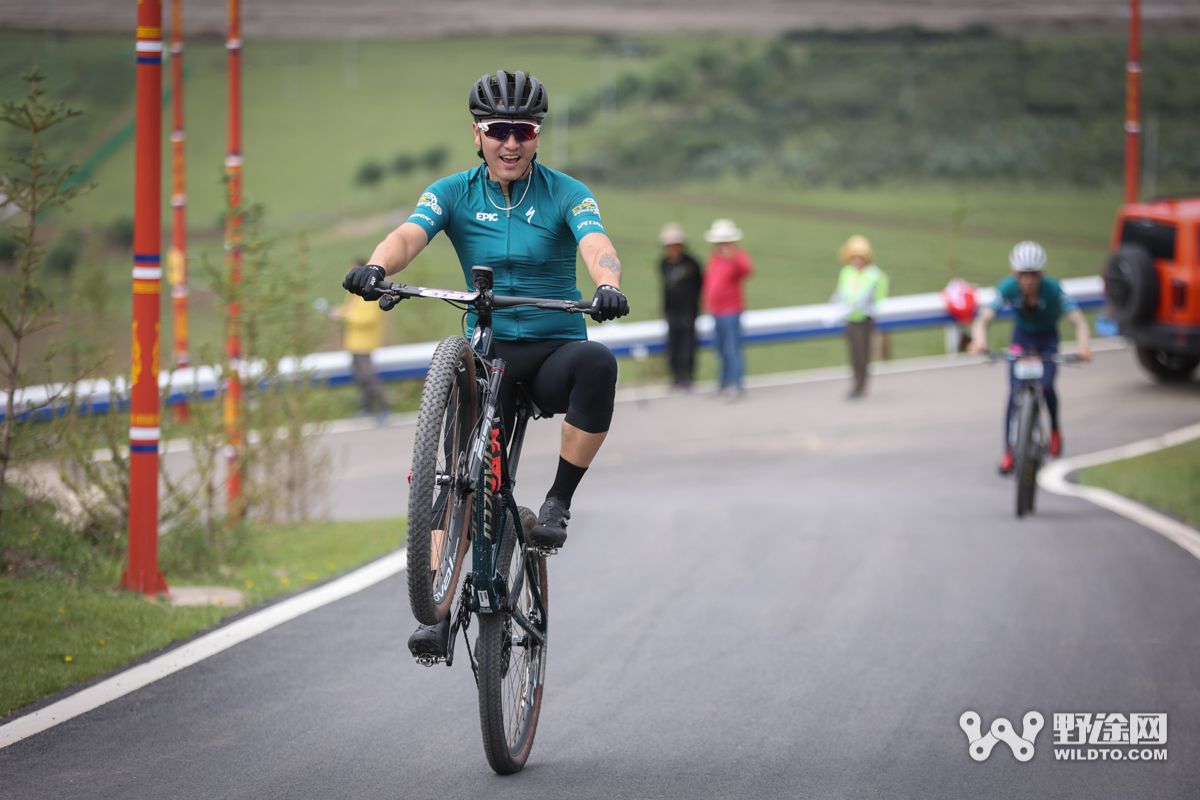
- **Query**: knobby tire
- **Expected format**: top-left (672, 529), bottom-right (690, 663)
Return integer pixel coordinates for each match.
top-left (477, 506), bottom-right (547, 775)
top-left (1013, 391), bottom-right (1039, 518)
top-left (407, 336), bottom-right (476, 626)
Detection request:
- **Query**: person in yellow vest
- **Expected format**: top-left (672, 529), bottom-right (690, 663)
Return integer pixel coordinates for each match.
top-left (332, 259), bottom-right (391, 422)
top-left (830, 235), bottom-right (889, 399)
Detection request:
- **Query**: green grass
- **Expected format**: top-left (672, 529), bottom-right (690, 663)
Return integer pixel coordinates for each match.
top-left (1, 32), bottom-right (1125, 381)
top-left (1, 516), bottom-right (404, 719)
top-left (1079, 439), bottom-right (1200, 529)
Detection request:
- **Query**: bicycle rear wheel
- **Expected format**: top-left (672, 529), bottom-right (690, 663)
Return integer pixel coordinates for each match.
top-left (1013, 391), bottom-right (1039, 518)
top-left (477, 506), bottom-right (548, 775)
top-left (407, 336), bottom-right (476, 625)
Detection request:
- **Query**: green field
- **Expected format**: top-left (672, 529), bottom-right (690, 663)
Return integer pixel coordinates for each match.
top-left (1080, 439), bottom-right (1200, 530)
top-left (0, 31), bottom-right (1135, 379)
top-left (1, 516), bottom-right (404, 719)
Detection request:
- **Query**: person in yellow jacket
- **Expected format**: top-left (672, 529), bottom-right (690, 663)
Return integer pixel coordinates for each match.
top-left (830, 235), bottom-right (889, 399)
top-left (332, 260), bottom-right (391, 422)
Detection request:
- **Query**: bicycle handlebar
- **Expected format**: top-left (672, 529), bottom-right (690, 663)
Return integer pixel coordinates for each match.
top-left (981, 350), bottom-right (1086, 365)
top-left (372, 280), bottom-right (596, 314)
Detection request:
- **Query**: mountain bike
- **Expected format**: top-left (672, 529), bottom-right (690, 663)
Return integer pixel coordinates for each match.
top-left (373, 266), bottom-right (595, 774)
top-left (986, 349), bottom-right (1084, 518)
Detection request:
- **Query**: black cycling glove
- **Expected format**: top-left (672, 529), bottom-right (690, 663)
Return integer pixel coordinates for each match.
top-left (343, 264), bottom-right (387, 300)
top-left (590, 285), bottom-right (629, 323)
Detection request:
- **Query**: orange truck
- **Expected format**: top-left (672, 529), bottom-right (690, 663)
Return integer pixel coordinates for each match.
top-left (1104, 200), bottom-right (1200, 381)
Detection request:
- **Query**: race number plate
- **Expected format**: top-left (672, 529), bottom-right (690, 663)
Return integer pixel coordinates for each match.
top-left (1014, 357), bottom-right (1045, 380)
top-left (416, 287), bottom-right (480, 302)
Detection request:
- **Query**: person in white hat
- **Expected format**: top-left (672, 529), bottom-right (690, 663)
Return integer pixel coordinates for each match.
top-left (831, 235), bottom-right (888, 399)
top-left (659, 222), bottom-right (703, 389)
top-left (701, 219), bottom-right (754, 399)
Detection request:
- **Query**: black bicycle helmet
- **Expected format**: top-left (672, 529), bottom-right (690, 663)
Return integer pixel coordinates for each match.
top-left (469, 71), bottom-right (548, 120)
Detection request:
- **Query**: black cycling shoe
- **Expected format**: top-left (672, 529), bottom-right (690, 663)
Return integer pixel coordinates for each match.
top-left (407, 617), bottom-right (450, 660)
top-left (529, 496), bottom-right (570, 550)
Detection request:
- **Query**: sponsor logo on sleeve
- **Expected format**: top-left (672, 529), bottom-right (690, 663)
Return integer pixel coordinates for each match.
top-left (576, 220), bottom-right (603, 231)
top-left (411, 213), bottom-right (437, 226)
top-left (571, 197), bottom-right (599, 218)
top-left (417, 191), bottom-right (443, 216)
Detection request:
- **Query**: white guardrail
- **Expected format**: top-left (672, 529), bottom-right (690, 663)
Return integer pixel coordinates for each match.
top-left (1, 276), bottom-right (1104, 422)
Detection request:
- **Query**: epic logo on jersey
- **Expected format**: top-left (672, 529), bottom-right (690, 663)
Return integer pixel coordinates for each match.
top-left (476, 212), bottom-right (499, 222)
top-left (417, 192), bottom-right (443, 216)
top-left (571, 197), bottom-right (599, 217)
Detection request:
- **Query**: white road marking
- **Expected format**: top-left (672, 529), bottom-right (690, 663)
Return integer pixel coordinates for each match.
top-left (1040, 422), bottom-right (1200, 561)
top-left (0, 548), bottom-right (408, 750)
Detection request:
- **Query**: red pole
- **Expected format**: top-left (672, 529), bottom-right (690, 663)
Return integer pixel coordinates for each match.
top-left (124, 0), bottom-right (169, 596)
top-left (1124, 0), bottom-right (1141, 205)
top-left (225, 0), bottom-right (243, 515)
top-left (169, 0), bottom-right (190, 421)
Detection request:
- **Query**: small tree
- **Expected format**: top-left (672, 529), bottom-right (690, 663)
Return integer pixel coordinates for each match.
top-left (0, 69), bottom-right (92, 534)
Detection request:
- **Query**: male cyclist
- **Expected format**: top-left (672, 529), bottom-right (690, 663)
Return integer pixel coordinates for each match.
top-left (343, 71), bottom-right (629, 658)
top-left (968, 241), bottom-right (1092, 473)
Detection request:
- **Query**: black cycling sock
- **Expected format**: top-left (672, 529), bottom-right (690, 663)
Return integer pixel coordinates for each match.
top-left (547, 456), bottom-right (587, 506)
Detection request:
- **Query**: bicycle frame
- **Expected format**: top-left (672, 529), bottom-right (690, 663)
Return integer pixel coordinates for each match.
top-left (376, 270), bottom-right (591, 671)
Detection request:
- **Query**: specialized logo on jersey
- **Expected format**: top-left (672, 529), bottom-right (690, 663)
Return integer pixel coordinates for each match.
top-left (525, 207), bottom-right (536, 223)
top-left (571, 197), bottom-right (599, 217)
top-left (417, 191), bottom-right (443, 216)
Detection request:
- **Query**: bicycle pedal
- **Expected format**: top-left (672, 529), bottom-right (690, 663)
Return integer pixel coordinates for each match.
top-left (414, 654), bottom-right (445, 668)
top-left (533, 546), bottom-right (558, 558)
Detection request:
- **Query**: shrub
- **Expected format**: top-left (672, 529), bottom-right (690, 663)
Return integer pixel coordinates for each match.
top-left (0, 231), bottom-right (17, 263)
top-left (420, 146), bottom-right (448, 172)
top-left (45, 229), bottom-right (84, 274)
top-left (106, 216), bottom-right (134, 249)
top-left (391, 153), bottom-right (416, 176)
top-left (355, 160), bottom-right (384, 187)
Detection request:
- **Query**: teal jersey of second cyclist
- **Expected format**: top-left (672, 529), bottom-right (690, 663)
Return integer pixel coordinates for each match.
top-left (404, 162), bottom-right (606, 341)
top-left (988, 275), bottom-right (1079, 334)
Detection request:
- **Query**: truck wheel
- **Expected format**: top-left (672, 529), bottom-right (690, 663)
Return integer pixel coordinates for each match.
top-left (1106, 244), bottom-right (1159, 325)
top-left (1136, 347), bottom-right (1199, 382)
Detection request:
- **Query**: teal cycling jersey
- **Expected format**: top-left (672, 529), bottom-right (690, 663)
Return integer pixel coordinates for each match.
top-left (405, 162), bottom-right (606, 341)
top-left (988, 275), bottom-right (1079, 334)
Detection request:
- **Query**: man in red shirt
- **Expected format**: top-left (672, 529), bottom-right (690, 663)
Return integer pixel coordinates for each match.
top-left (701, 219), bottom-right (754, 400)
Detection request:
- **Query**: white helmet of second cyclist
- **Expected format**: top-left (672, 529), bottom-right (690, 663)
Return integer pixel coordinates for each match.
top-left (1009, 240), bottom-right (1047, 272)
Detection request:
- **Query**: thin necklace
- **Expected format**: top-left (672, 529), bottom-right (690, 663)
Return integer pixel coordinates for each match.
top-left (484, 162), bottom-right (533, 214)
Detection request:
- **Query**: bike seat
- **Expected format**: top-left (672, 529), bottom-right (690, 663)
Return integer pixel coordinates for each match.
top-left (515, 383), bottom-right (553, 420)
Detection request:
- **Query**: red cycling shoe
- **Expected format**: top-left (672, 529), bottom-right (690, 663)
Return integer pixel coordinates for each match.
top-left (998, 451), bottom-right (1014, 474)
top-left (1049, 429), bottom-right (1062, 458)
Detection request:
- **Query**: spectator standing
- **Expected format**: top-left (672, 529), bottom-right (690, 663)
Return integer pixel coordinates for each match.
top-left (702, 219), bottom-right (754, 400)
top-left (831, 235), bottom-right (889, 399)
top-left (658, 222), bottom-right (703, 390)
top-left (332, 259), bottom-right (391, 423)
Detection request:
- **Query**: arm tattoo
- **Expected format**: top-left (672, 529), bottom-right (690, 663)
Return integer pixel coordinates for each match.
top-left (598, 252), bottom-right (622, 275)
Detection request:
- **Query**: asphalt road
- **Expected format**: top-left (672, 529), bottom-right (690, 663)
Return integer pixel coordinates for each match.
top-left (4, 347), bottom-right (1200, 799)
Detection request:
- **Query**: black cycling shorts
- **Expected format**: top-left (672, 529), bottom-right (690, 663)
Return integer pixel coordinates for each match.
top-left (491, 338), bottom-right (618, 439)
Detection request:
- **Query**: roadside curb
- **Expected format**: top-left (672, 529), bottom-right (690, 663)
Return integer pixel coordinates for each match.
top-left (1039, 422), bottom-right (1200, 562)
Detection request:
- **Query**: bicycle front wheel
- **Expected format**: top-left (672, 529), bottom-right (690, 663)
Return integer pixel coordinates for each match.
top-left (1013, 391), bottom-right (1039, 518)
top-left (407, 336), bottom-right (476, 626)
top-left (477, 506), bottom-right (548, 775)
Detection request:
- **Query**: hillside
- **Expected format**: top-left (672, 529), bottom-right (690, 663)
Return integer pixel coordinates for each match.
top-left (3, 0), bottom-right (1198, 40)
